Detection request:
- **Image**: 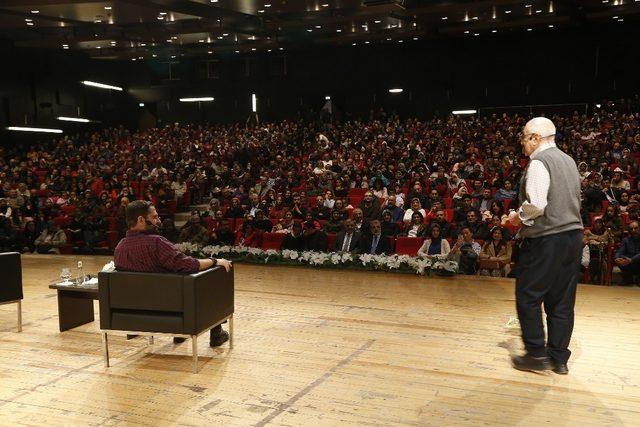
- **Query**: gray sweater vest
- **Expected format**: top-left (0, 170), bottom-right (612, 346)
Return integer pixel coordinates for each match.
top-left (518, 146), bottom-right (583, 238)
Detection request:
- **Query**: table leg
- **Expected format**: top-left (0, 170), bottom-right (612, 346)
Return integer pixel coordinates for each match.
top-left (57, 290), bottom-right (95, 332)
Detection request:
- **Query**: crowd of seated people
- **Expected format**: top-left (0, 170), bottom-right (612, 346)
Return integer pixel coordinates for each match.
top-left (1, 96), bottom-right (639, 282)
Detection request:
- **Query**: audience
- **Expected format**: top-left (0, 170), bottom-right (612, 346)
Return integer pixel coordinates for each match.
top-left (1, 99), bottom-right (639, 283)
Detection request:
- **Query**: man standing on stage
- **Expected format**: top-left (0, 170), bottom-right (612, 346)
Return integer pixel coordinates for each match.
top-left (506, 117), bottom-right (583, 375)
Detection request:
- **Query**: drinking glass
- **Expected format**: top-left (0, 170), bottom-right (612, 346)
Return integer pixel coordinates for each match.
top-left (60, 268), bottom-right (71, 284)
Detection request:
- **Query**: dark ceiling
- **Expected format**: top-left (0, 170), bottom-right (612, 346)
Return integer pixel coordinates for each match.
top-left (0, 0), bottom-right (638, 60)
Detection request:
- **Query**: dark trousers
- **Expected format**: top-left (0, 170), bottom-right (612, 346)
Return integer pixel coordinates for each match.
top-left (619, 260), bottom-right (640, 285)
top-left (515, 230), bottom-right (582, 364)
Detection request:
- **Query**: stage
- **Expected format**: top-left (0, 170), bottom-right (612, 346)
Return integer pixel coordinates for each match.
top-left (0, 255), bottom-right (639, 426)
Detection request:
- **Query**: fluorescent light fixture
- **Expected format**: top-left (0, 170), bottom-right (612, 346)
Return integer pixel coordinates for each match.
top-left (251, 94), bottom-right (257, 112)
top-left (57, 116), bottom-right (90, 123)
top-left (179, 97), bottom-right (214, 102)
top-left (139, 103), bottom-right (145, 107)
top-left (388, 88), bottom-right (403, 93)
top-left (452, 109), bottom-right (477, 115)
top-left (81, 80), bottom-right (123, 91)
top-left (7, 126), bottom-right (62, 133)
top-left (325, 96), bottom-right (331, 100)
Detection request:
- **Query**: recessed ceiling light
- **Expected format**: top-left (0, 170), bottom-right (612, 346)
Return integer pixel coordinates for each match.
top-left (505, 10), bottom-right (512, 14)
top-left (166, 39), bottom-right (172, 42)
top-left (211, 0), bottom-right (218, 2)
top-left (279, 47), bottom-right (284, 50)
top-left (535, 9), bottom-right (542, 13)
top-left (548, 24), bottom-right (554, 28)
top-left (307, 29), bottom-right (313, 32)
top-left (613, 15), bottom-right (618, 19)
top-left (26, 22), bottom-right (34, 26)
top-left (264, 4), bottom-right (271, 7)
top-left (217, 36), bottom-right (223, 39)
top-left (152, 54), bottom-right (157, 57)
top-left (171, 55), bottom-right (176, 58)
top-left (94, 19), bottom-right (102, 23)
top-left (464, 30), bottom-right (470, 34)
top-left (441, 16), bottom-right (448, 20)
top-left (322, 3), bottom-right (329, 6)
top-left (258, 10), bottom-right (264, 13)
top-left (140, 43), bottom-right (146, 46)
top-left (235, 50), bottom-right (240, 53)
top-left (386, 37), bottom-right (392, 41)
top-left (199, 39), bottom-right (205, 42)
top-left (527, 28), bottom-right (533, 31)
top-left (157, 16), bottom-right (164, 20)
top-left (412, 37), bottom-right (418, 40)
top-left (267, 49), bottom-right (272, 52)
top-left (251, 48), bottom-right (256, 51)
top-left (492, 29), bottom-right (497, 33)
top-left (352, 42), bottom-right (356, 46)
top-left (473, 33), bottom-right (479, 36)
top-left (223, 33), bottom-right (229, 36)
top-left (336, 29), bottom-right (342, 32)
top-left (104, 6), bottom-right (111, 10)
top-left (132, 58), bottom-right (137, 61)
top-left (618, 18), bottom-right (624, 21)
top-left (525, 4), bottom-right (532, 7)
top-left (31, 10), bottom-right (39, 14)
top-left (365, 41), bottom-right (370, 44)
top-left (315, 25), bottom-right (321, 28)
top-left (171, 36), bottom-right (177, 39)
top-left (472, 16), bottom-right (479, 20)
top-left (96, 46), bottom-right (101, 49)
top-left (374, 20), bottom-right (381, 23)
top-left (208, 51), bottom-right (212, 54)
top-left (25, 18), bottom-right (32, 22)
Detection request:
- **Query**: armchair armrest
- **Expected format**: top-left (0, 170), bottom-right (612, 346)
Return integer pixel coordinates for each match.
top-left (183, 266), bottom-right (234, 334)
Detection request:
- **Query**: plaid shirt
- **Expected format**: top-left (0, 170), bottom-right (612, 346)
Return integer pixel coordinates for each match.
top-left (114, 231), bottom-right (200, 273)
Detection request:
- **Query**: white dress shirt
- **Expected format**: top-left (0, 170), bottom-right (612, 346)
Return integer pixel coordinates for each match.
top-left (518, 142), bottom-right (555, 226)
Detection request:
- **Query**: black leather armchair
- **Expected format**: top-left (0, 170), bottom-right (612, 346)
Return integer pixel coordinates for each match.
top-left (98, 266), bottom-right (233, 372)
top-left (0, 252), bottom-right (23, 332)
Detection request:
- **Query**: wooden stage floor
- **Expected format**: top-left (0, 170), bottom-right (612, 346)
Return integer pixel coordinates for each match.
top-left (1, 255), bottom-right (639, 426)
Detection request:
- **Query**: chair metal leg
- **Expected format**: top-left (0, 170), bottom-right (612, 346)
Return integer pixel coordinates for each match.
top-left (102, 333), bottom-right (110, 368)
top-left (229, 315), bottom-right (234, 348)
top-left (192, 335), bottom-right (198, 373)
top-left (17, 300), bottom-right (22, 332)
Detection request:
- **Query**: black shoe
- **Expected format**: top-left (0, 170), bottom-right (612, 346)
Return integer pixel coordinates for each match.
top-left (210, 330), bottom-right (229, 347)
top-left (126, 334), bottom-right (139, 340)
top-left (173, 337), bottom-right (187, 344)
top-left (511, 354), bottom-right (551, 372)
top-left (551, 361), bottom-right (569, 375)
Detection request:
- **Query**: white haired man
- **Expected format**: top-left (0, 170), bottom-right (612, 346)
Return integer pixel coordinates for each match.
top-left (506, 117), bottom-right (583, 375)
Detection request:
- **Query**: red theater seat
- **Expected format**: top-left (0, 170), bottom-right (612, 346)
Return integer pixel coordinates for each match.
top-left (394, 237), bottom-right (424, 256)
top-left (261, 232), bottom-right (285, 250)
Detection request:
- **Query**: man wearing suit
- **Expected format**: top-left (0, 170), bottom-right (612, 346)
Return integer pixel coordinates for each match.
top-left (359, 219), bottom-right (389, 255)
top-left (333, 219), bottom-right (361, 252)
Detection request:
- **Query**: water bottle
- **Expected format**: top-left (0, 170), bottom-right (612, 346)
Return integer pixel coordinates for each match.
top-left (76, 260), bottom-right (84, 285)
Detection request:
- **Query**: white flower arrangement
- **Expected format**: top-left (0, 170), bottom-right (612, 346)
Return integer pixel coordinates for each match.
top-left (176, 244), bottom-right (459, 276)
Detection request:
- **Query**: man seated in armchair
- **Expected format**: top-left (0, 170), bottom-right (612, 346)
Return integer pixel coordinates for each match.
top-left (114, 200), bottom-right (233, 346)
